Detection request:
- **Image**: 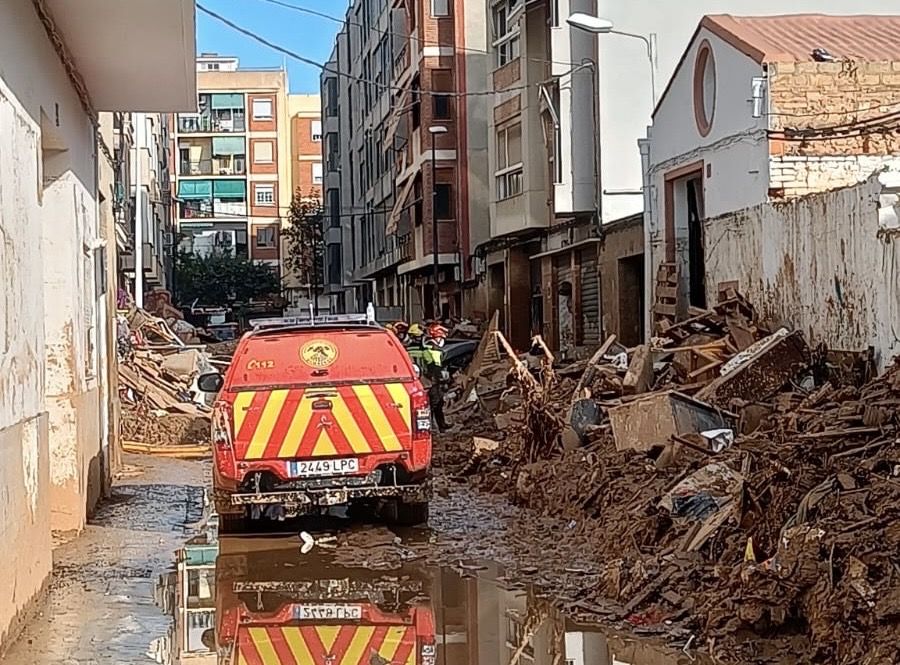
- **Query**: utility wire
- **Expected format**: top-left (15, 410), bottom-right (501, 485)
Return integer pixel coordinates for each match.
top-left (252, 0), bottom-right (586, 68)
top-left (197, 3), bottom-right (541, 98)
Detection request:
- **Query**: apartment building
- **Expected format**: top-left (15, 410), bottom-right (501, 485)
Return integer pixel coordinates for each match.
top-left (322, 0), bottom-right (490, 319)
top-left (171, 55), bottom-right (291, 281)
top-left (288, 93), bottom-right (323, 200)
top-left (117, 112), bottom-right (177, 293)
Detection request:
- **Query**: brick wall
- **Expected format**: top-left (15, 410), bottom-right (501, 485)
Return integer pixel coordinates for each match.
top-left (769, 61), bottom-right (900, 157)
top-left (770, 155), bottom-right (899, 198)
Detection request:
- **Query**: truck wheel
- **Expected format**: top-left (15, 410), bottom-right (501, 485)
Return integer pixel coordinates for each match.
top-left (385, 500), bottom-right (429, 526)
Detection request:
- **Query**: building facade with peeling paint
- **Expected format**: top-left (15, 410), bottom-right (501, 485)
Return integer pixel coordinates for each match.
top-left (0, 0), bottom-right (196, 650)
top-left (642, 13), bottom-right (900, 336)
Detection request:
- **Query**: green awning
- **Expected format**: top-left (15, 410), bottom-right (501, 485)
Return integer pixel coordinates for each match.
top-left (210, 92), bottom-right (244, 110)
top-left (177, 180), bottom-right (212, 199)
top-left (212, 136), bottom-right (245, 155)
top-left (213, 180), bottom-right (246, 198)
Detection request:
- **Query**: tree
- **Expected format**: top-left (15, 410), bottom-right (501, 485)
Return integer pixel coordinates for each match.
top-left (173, 250), bottom-right (281, 308)
top-left (282, 189), bottom-right (325, 312)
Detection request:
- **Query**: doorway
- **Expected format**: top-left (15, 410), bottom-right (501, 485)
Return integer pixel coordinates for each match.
top-left (617, 254), bottom-right (645, 346)
top-left (488, 262), bottom-right (506, 332)
top-left (664, 163), bottom-right (707, 313)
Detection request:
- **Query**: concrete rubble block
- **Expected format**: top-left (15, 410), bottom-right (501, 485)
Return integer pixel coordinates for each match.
top-left (608, 390), bottom-right (735, 453)
top-left (697, 330), bottom-right (810, 407)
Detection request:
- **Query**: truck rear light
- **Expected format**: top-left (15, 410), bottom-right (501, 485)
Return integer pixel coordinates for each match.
top-left (411, 390), bottom-right (431, 442)
top-left (415, 406), bottom-right (432, 432)
top-left (212, 408), bottom-right (233, 448)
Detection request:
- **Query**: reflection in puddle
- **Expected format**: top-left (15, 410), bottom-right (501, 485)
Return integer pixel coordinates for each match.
top-left (157, 521), bottom-right (699, 665)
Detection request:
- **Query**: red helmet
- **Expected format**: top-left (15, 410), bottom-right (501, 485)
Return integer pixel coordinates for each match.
top-left (427, 323), bottom-right (449, 339)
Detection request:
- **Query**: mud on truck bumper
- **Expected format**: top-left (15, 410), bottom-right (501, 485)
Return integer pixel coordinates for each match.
top-left (214, 470), bottom-right (431, 515)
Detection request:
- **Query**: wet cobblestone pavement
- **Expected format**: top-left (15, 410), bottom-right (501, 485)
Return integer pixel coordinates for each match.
top-left (0, 455), bottom-right (205, 664)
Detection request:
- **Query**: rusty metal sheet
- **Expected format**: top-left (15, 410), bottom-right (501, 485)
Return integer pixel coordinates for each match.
top-left (608, 390), bottom-right (734, 453)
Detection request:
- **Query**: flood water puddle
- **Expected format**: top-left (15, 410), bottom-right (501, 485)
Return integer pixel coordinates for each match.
top-left (154, 518), bottom-right (704, 665)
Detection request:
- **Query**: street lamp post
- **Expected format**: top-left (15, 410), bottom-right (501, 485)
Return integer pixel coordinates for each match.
top-left (427, 125), bottom-right (448, 321)
top-left (566, 13), bottom-right (658, 104)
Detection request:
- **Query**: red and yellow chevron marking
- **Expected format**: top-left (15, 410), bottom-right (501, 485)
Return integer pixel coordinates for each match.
top-left (231, 383), bottom-right (413, 460)
top-left (237, 625), bottom-right (417, 665)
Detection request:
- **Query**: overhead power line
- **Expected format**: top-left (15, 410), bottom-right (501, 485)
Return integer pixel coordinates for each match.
top-left (197, 3), bottom-right (543, 98)
top-left (252, 0), bottom-right (585, 68)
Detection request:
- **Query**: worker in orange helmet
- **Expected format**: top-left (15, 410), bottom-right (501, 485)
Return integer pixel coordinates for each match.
top-left (422, 322), bottom-right (450, 431)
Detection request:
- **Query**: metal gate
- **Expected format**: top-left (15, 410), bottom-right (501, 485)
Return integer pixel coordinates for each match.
top-left (579, 249), bottom-right (600, 346)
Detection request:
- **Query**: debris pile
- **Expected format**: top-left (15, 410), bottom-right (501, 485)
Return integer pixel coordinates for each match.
top-left (118, 307), bottom-right (214, 450)
top-left (443, 293), bottom-right (900, 662)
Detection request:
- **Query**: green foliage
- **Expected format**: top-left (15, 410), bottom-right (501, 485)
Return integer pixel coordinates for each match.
top-left (173, 250), bottom-right (281, 308)
top-left (282, 189), bottom-right (325, 294)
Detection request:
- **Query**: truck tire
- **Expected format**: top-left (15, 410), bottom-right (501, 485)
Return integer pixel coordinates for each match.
top-left (385, 500), bottom-right (429, 526)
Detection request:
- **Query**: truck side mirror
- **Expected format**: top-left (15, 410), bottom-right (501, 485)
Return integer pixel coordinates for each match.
top-left (197, 372), bottom-right (224, 393)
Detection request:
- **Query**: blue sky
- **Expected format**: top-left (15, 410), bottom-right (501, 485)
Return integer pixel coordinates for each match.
top-left (196, 0), bottom-right (346, 93)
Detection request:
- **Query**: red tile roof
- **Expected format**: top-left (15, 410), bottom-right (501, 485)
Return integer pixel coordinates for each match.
top-left (704, 14), bottom-right (900, 63)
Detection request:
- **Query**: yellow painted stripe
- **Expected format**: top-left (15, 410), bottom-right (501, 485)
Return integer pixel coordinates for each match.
top-left (329, 394), bottom-right (372, 455)
top-left (248, 627), bottom-right (279, 664)
top-left (277, 392), bottom-right (315, 458)
top-left (245, 389), bottom-right (289, 459)
top-left (232, 391), bottom-right (255, 434)
top-left (311, 427), bottom-right (338, 456)
top-left (379, 627), bottom-right (406, 660)
top-left (316, 626), bottom-right (341, 652)
top-left (237, 650), bottom-right (250, 665)
top-left (340, 626), bottom-right (376, 665)
top-left (352, 385), bottom-right (402, 451)
top-left (283, 626), bottom-right (315, 663)
top-left (385, 382), bottom-right (412, 426)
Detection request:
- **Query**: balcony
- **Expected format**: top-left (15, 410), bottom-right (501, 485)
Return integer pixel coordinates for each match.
top-left (177, 179), bottom-right (248, 220)
top-left (178, 136), bottom-right (247, 176)
top-left (177, 114), bottom-right (246, 134)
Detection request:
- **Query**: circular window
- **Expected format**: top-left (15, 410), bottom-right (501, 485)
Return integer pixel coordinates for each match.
top-left (693, 41), bottom-right (716, 136)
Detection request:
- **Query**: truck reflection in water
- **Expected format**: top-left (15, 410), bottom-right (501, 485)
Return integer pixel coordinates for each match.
top-left (162, 532), bottom-right (697, 665)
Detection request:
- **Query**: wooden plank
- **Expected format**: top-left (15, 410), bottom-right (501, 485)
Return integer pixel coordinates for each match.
top-left (657, 285), bottom-right (678, 299)
top-left (654, 303), bottom-right (677, 317)
top-left (623, 344), bottom-right (654, 394)
top-left (570, 335), bottom-right (617, 403)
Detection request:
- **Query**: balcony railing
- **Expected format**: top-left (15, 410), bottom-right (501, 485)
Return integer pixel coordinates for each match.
top-left (178, 115), bottom-right (246, 134)
top-left (179, 159), bottom-right (246, 177)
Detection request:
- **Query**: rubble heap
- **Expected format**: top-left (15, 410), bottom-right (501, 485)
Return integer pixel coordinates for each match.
top-left (444, 293), bottom-right (899, 663)
top-left (118, 308), bottom-right (214, 449)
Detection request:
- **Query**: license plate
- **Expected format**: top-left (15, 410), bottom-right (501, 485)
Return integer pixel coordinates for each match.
top-left (292, 604), bottom-right (363, 621)
top-left (287, 458), bottom-right (359, 478)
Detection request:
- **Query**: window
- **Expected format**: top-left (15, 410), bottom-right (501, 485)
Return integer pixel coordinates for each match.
top-left (431, 0), bottom-right (449, 17)
top-left (434, 183), bottom-right (452, 219)
top-left (255, 184), bottom-right (275, 206)
top-left (328, 189), bottom-right (341, 228)
top-left (325, 78), bottom-right (338, 117)
top-left (492, 0), bottom-right (521, 67)
top-left (411, 75), bottom-right (421, 130)
top-left (311, 120), bottom-right (322, 141)
top-left (253, 141), bottom-right (274, 163)
top-left (312, 162), bottom-right (323, 184)
top-left (495, 122), bottom-right (523, 200)
top-left (256, 226), bottom-right (276, 248)
top-left (432, 70), bottom-right (453, 120)
top-left (252, 98), bottom-right (273, 120)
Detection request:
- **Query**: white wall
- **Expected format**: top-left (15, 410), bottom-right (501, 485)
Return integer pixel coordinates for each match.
top-left (704, 172), bottom-right (900, 368)
top-left (595, 0), bottom-right (900, 223)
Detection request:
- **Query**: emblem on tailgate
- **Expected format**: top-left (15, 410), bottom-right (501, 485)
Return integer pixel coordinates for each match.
top-left (300, 339), bottom-right (339, 368)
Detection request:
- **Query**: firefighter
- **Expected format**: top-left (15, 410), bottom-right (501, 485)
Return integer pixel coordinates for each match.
top-left (392, 321), bottom-right (410, 344)
top-left (422, 323), bottom-right (450, 432)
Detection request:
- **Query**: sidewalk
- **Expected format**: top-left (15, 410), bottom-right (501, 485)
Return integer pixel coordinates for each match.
top-left (0, 455), bottom-right (206, 664)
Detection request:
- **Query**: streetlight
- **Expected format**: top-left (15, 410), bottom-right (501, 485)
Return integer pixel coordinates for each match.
top-left (427, 125), bottom-right (448, 321)
top-left (566, 13), bottom-right (658, 104)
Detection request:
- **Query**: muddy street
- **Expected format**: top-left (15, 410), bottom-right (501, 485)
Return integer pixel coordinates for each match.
top-left (0, 449), bottom-right (701, 665)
